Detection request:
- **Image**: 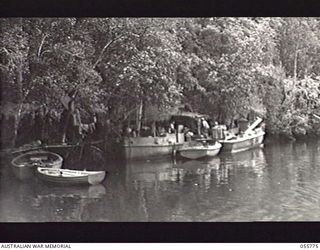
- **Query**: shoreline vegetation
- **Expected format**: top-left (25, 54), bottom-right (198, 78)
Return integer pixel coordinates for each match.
top-left (1, 18), bottom-right (320, 159)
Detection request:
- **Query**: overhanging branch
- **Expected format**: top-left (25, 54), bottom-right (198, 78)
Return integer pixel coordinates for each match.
top-left (92, 35), bottom-right (124, 69)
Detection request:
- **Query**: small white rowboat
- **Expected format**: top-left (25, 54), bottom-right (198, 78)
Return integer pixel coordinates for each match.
top-left (36, 167), bottom-right (106, 185)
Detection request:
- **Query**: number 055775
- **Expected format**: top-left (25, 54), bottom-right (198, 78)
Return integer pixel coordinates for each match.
top-left (300, 244), bottom-right (318, 248)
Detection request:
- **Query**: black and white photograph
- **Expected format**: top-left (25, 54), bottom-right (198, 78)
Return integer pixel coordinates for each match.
top-left (1, 17), bottom-right (320, 230)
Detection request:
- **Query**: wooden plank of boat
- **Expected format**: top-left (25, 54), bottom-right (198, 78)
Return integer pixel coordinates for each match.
top-left (36, 167), bottom-right (106, 185)
top-left (11, 150), bottom-right (63, 180)
top-left (179, 142), bottom-right (222, 160)
top-left (244, 117), bottom-right (263, 135)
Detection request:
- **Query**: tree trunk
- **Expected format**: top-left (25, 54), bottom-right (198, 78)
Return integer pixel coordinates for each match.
top-left (61, 100), bottom-right (75, 144)
top-left (61, 113), bottom-right (69, 144)
top-left (293, 45), bottom-right (298, 86)
top-left (151, 121), bottom-right (156, 137)
top-left (11, 63), bottom-right (24, 148)
top-left (9, 114), bottom-right (19, 148)
top-left (136, 100), bottom-right (143, 137)
top-left (293, 50), bottom-right (298, 85)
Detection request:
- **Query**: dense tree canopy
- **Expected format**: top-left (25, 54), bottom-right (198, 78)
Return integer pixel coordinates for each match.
top-left (1, 17), bottom-right (320, 147)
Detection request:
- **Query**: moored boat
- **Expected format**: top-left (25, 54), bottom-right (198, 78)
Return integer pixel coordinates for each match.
top-left (36, 167), bottom-right (106, 185)
top-left (11, 150), bottom-right (63, 180)
top-left (179, 140), bottom-right (222, 160)
top-left (220, 118), bottom-right (265, 153)
top-left (123, 133), bottom-right (185, 160)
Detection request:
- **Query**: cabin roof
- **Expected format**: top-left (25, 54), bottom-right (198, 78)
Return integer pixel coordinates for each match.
top-left (171, 111), bottom-right (209, 119)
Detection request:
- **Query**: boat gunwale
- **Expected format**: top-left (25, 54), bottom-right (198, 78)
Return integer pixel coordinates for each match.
top-left (226, 144), bottom-right (264, 153)
top-left (220, 131), bottom-right (265, 144)
top-left (179, 144), bottom-right (222, 152)
top-left (123, 143), bottom-right (184, 148)
top-left (37, 167), bottom-right (105, 177)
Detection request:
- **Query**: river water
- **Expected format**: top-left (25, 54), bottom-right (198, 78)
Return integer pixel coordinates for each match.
top-left (1, 138), bottom-right (320, 222)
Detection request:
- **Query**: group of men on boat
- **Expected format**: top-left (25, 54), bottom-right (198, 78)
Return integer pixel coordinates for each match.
top-left (123, 114), bottom-right (228, 143)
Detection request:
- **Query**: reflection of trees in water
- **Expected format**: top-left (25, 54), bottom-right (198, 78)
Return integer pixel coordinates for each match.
top-left (121, 160), bottom-right (185, 221)
top-left (126, 160), bottom-right (180, 186)
top-left (293, 141), bottom-right (320, 196)
top-left (265, 140), bottom-right (319, 189)
top-left (5, 140), bottom-right (320, 222)
top-left (35, 195), bottom-right (82, 221)
top-left (309, 140), bottom-right (320, 175)
top-left (30, 183), bottom-right (106, 222)
top-left (124, 160), bottom-right (181, 221)
top-left (115, 140), bottom-right (320, 221)
top-left (218, 149), bottom-right (266, 185)
top-left (0, 169), bottom-right (107, 222)
top-left (181, 158), bottom-right (220, 192)
top-left (293, 141), bottom-right (319, 188)
top-left (0, 166), bottom-right (48, 222)
top-left (89, 167), bottom-right (155, 221)
top-left (214, 163), bottom-right (230, 186)
top-left (122, 153), bottom-right (268, 221)
top-left (251, 140), bottom-right (320, 221)
top-left (1, 177), bottom-right (39, 222)
top-left (264, 142), bottom-right (293, 190)
top-left (126, 158), bottom-right (222, 192)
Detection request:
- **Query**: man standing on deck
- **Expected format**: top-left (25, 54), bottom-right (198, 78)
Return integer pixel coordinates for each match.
top-left (201, 117), bottom-right (210, 137)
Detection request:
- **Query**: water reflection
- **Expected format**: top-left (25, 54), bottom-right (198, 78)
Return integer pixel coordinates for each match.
top-left (1, 139), bottom-right (320, 221)
top-left (35, 183), bottom-right (106, 199)
top-left (0, 165), bottom-right (107, 222)
top-left (122, 150), bottom-right (267, 221)
top-left (177, 158), bottom-right (220, 191)
top-left (42, 184), bottom-right (105, 221)
top-left (126, 159), bottom-right (180, 184)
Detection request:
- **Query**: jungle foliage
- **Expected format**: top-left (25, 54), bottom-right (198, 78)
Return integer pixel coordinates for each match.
top-left (1, 18), bottom-right (320, 148)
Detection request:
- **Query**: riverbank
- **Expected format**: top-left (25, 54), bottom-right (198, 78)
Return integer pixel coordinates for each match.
top-left (265, 131), bottom-right (320, 142)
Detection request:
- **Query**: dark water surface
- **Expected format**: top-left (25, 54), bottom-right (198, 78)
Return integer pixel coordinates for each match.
top-left (1, 139), bottom-right (320, 222)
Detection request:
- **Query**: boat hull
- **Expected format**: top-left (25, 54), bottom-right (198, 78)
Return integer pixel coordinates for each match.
top-left (123, 133), bottom-right (185, 160)
top-left (179, 142), bottom-right (222, 160)
top-left (11, 151), bottom-right (63, 180)
top-left (220, 131), bottom-right (265, 153)
top-left (36, 168), bottom-right (106, 185)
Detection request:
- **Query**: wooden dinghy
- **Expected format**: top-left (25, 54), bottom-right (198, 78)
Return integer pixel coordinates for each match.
top-left (36, 167), bottom-right (106, 185)
top-left (178, 140), bottom-right (222, 160)
top-left (11, 151), bottom-right (63, 180)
